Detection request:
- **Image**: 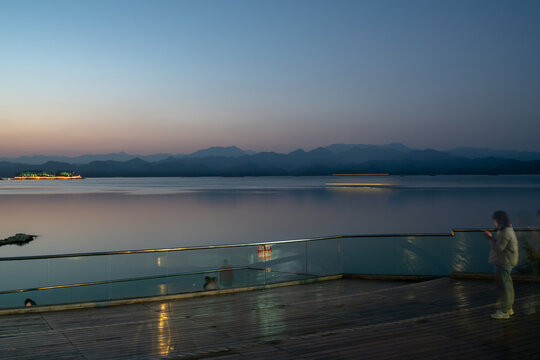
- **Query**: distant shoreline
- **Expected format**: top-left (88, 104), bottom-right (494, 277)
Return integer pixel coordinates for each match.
top-left (2, 173), bottom-right (540, 180)
top-left (1, 146), bottom-right (539, 178)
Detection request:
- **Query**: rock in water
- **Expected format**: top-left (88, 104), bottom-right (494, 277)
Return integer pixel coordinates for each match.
top-left (0, 233), bottom-right (37, 246)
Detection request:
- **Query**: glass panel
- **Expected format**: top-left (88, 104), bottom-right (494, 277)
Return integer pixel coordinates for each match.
top-left (48, 255), bottom-right (110, 287)
top-left (394, 235), bottom-right (452, 276)
top-left (343, 236), bottom-right (398, 275)
top-left (110, 252), bottom-right (167, 280)
top-left (0, 292), bottom-right (32, 309)
top-left (264, 242), bottom-right (307, 284)
top-left (167, 272), bottom-right (218, 294)
top-left (108, 252), bottom-right (168, 300)
top-left (451, 231), bottom-right (493, 274)
top-left (344, 235), bottom-right (453, 276)
top-left (30, 286), bottom-right (108, 306)
top-left (110, 277), bottom-right (167, 299)
top-left (6, 230), bottom-right (534, 309)
top-left (515, 230), bottom-right (540, 276)
top-left (0, 259), bottom-right (49, 292)
top-left (306, 238), bottom-right (342, 276)
top-left (63, 283), bottom-right (110, 304)
top-left (452, 230), bottom-right (540, 276)
top-left (167, 246), bottom-right (265, 293)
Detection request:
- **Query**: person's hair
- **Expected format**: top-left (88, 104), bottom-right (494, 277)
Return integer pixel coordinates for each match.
top-left (492, 211), bottom-right (511, 229)
top-left (24, 298), bottom-right (36, 306)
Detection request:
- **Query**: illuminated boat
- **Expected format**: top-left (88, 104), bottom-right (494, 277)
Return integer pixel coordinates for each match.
top-left (14, 170), bottom-right (83, 180)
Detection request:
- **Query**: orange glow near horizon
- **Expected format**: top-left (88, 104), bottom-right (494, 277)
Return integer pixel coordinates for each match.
top-left (326, 183), bottom-right (391, 187)
top-left (332, 173), bottom-right (390, 176)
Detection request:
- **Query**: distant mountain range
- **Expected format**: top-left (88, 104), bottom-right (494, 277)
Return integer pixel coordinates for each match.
top-left (3, 144), bottom-right (539, 164)
top-left (1, 144), bottom-right (539, 177)
top-left (0, 146), bottom-right (257, 165)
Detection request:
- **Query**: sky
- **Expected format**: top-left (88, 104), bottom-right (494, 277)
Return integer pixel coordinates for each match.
top-left (1, 0), bottom-right (539, 156)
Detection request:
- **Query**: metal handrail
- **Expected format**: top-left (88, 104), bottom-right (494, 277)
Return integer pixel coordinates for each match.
top-left (1, 228), bottom-right (538, 262)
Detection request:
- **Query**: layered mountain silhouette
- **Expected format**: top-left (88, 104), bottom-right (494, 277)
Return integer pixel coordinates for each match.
top-left (1, 144), bottom-right (539, 177)
top-left (0, 146), bottom-right (256, 164)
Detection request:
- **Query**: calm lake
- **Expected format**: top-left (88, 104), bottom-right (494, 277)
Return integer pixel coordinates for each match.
top-left (1, 175), bottom-right (540, 257)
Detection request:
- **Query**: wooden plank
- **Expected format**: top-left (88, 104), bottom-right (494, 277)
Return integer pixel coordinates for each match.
top-left (0, 278), bottom-right (537, 359)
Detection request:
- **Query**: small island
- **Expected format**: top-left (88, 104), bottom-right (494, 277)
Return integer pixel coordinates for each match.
top-left (0, 233), bottom-right (37, 247)
top-left (14, 170), bottom-right (83, 180)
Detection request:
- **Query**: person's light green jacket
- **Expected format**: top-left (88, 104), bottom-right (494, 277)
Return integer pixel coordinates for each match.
top-left (489, 226), bottom-right (519, 267)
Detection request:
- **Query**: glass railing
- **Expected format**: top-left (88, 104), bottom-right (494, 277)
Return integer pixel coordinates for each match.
top-left (0, 229), bottom-right (538, 310)
top-left (342, 234), bottom-right (453, 276)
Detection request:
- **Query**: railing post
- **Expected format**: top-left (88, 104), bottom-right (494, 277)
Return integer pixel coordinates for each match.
top-left (166, 251), bottom-right (169, 295)
top-left (304, 240), bottom-right (308, 279)
top-left (108, 254), bottom-right (112, 301)
top-left (47, 258), bottom-right (50, 286)
top-left (339, 237), bottom-right (344, 275)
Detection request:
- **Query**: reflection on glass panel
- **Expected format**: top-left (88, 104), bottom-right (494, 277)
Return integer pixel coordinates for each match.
top-left (451, 230), bottom-right (540, 275)
top-left (0, 259), bottom-right (49, 292)
top-left (306, 238), bottom-right (342, 276)
top-left (265, 242), bottom-right (307, 284)
top-left (167, 249), bottom-right (216, 274)
top-left (3, 230), bottom-right (535, 310)
top-left (48, 255), bottom-right (110, 286)
top-left (167, 272), bottom-right (215, 294)
top-left (515, 230), bottom-right (540, 276)
top-left (344, 235), bottom-right (454, 276)
top-left (343, 237), bottom-right (398, 275)
top-left (451, 232), bottom-right (492, 274)
top-left (36, 285), bottom-right (109, 306)
top-left (0, 292), bottom-right (32, 309)
top-left (4, 288), bottom-right (67, 308)
top-left (394, 236), bottom-right (452, 276)
top-left (64, 284), bottom-right (110, 304)
top-left (110, 277), bottom-right (167, 300)
top-left (167, 246), bottom-right (265, 290)
top-left (111, 252), bottom-right (167, 280)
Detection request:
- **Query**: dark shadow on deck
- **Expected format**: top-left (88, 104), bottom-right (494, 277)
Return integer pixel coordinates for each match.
top-left (0, 278), bottom-right (538, 359)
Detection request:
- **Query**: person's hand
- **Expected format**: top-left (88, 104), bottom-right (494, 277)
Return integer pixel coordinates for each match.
top-left (484, 230), bottom-right (493, 238)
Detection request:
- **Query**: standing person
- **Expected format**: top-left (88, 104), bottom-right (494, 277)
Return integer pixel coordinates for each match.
top-left (484, 211), bottom-right (519, 319)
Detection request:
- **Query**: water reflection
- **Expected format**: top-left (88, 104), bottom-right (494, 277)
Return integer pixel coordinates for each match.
top-left (1, 177), bottom-right (539, 257)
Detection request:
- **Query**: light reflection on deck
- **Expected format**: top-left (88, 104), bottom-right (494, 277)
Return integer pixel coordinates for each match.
top-left (0, 279), bottom-right (538, 359)
top-left (157, 303), bottom-right (172, 357)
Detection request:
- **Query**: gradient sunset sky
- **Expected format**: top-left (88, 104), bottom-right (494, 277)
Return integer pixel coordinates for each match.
top-left (1, 0), bottom-right (539, 156)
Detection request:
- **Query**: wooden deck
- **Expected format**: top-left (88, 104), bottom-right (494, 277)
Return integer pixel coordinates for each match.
top-left (0, 278), bottom-right (538, 359)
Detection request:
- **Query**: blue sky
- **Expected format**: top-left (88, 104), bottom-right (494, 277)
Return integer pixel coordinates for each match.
top-left (1, 0), bottom-right (539, 155)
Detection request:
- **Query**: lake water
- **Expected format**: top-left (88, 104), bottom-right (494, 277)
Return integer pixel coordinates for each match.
top-left (1, 175), bottom-right (540, 257)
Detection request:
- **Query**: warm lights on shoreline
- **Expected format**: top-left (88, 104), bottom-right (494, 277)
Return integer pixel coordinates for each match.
top-left (13, 170), bottom-right (83, 180)
top-left (13, 175), bottom-right (83, 180)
